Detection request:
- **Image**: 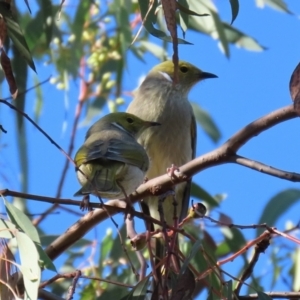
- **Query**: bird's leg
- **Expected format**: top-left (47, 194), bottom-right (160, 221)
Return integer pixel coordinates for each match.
top-left (117, 181), bottom-right (135, 219)
top-left (80, 195), bottom-right (93, 211)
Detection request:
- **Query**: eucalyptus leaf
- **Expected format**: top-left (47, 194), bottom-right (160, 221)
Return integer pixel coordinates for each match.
top-left (191, 182), bottom-right (219, 207)
top-left (229, 0), bottom-right (239, 24)
top-left (191, 102), bottom-right (221, 143)
top-left (137, 0), bottom-right (193, 44)
top-left (257, 189), bottom-right (300, 235)
top-left (0, 2), bottom-right (36, 72)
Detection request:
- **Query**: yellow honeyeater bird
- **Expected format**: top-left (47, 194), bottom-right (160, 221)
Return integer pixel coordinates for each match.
top-left (127, 60), bottom-right (217, 253)
top-left (74, 112), bottom-right (160, 199)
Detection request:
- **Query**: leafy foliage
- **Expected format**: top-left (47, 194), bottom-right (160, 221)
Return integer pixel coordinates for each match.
top-left (0, 0), bottom-right (299, 299)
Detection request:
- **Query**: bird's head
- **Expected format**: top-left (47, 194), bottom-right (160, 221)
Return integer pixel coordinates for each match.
top-left (150, 60), bottom-right (217, 93)
top-left (109, 112), bottom-right (160, 137)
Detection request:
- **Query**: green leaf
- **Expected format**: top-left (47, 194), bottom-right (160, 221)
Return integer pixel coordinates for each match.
top-left (112, 0), bottom-right (132, 55)
top-left (25, 10), bottom-right (45, 50)
top-left (224, 280), bottom-right (232, 300)
top-left (177, 1), bottom-right (210, 17)
top-left (37, 0), bottom-right (54, 47)
top-left (119, 276), bottom-right (151, 300)
top-left (69, 1), bottom-right (90, 76)
top-left (191, 102), bottom-right (221, 143)
top-left (229, 0), bottom-right (239, 24)
top-left (216, 227), bottom-right (246, 256)
top-left (0, 218), bottom-right (16, 239)
top-left (12, 44), bottom-right (29, 192)
top-left (0, 2), bottom-right (36, 72)
top-left (257, 189), bottom-right (300, 235)
top-left (139, 40), bottom-right (167, 60)
top-left (210, 10), bottom-right (229, 57)
top-left (99, 229), bottom-right (113, 274)
top-left (15, 231), bottom-right (41, 300)
top-left (188, 4), bottom-right (265, 53)
top-left (292, 247), bottom-right (300, 291)
top-left (33, 75), bottom-right (43, 124)
top-left (255, 0), bottom-right (292, 14)
top-left (257, 291), bottom-right (273, 300)
top-left (223, 23), bottom-right (266, 51)
top-left (4, 199), bottom-right (40, 243)
top-left (191, 182), bottom-right (219, 207)
top-left (35, 243), bottom-right (57, 272)
top-left (178, 0), bottom-right (190, 36)
top-left (23, 0), bottom-right (32, 14)
top-left (137, 0), bottom-right (192, 44)
top-left (180, 239), bottom-right (202, 276)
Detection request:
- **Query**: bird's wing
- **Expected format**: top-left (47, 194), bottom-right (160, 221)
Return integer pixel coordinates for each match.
top-left (105, 139), bottom-right (149, 171)
top-left (179, 112), bottom-right (197, 221)
top-left (78, 138), bottom-right (149, 171)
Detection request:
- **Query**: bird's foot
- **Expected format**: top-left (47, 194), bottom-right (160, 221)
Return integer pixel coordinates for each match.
top-left (167, 164), bottom-right (180, 182)
top-left (124, 200), bottom-right (135, 220)
top-left (80, 195), bottom-right (93, 211)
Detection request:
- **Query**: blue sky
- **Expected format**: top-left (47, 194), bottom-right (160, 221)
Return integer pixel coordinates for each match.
top-left (1, 0), bottom-right (300, 298)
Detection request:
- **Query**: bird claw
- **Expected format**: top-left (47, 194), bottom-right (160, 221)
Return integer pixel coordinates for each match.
top-left (80, 195), bottom-right (93, 211)
top-left (167, 164), bottom-right (180, 182)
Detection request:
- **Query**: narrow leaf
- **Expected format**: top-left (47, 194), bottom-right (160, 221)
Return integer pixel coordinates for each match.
top-left (177, 2), bottom-right (209, 17)
top-left (130, 276), bottom-right (151, 299)
top-left (191, 182), bottom-right (219, 207)
top-left (4, 199), bottom-right (40, 243)
top-left (137, 0), bottom-right (192, 44)
top-left (23, 0), bottom-right (32, 14)
top-left (256, 0), bottom-right (292, 14)
top-left (180, 239), bottom-right (202, 276)
top-left (257, 189), bottom-right (300, 235)
top-left (191, 102), bottom-right (221, 143)
top-left (35, 243), bottom-right (57, 272)
top-left (0, 218), bottom-right (16, 239)
top-left (210, 10), bottom-right (229, 57)
top-left (257, 291), bottom-right (273, 300)
top-left (0, 2), bottom-right (36, 72)
top-left (229, 0), bottom-right (239, 24)
top-left (15, 231), bottom-right (40, 300)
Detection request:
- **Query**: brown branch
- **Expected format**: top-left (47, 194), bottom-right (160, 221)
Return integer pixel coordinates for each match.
top-left (229, 154), bottom-right (300, 182)
top-left (234, 236), bottom-right (271, 295)
top-left (66, 270), bottom-right (81, 300)
top-left (238, 292), bottom-right (300, 299)
top-left (223, 104), bottom-right (296, 153)
top-left (2, 104), bottom-right (299, 262)
top-left (18, 105), bottom-right (300, 260)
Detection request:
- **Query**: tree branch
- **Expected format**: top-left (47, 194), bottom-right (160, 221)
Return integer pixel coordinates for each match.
top-left (229, 154), bottom-right (300, 182)
top-left (2, 104), bottom-right (299, 261)
top-left (43, 104), bottom-right (299, 260)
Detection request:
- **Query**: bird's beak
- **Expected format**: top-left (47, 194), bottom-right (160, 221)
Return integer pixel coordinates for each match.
top-left (148, 122), bottom-right (161, 127)
top-left (200, 72), bottom-right (218, 79)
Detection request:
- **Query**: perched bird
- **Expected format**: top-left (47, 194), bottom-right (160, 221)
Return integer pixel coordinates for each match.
top-left (74, 112), bottom-right (160, 199)
top-left (127, 60), bottom-right (217, 257)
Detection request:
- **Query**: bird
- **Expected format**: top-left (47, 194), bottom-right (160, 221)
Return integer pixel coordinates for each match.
top-left (126, 60), bottom-right (217, 263)
top-left (74, 112), bottom-right (160, 200)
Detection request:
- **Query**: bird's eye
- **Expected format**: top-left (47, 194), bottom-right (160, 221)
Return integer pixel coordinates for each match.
top-left (126, 117), bottom-right (134, 123)
top-left (180, 66), bottom-right (189, 73)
